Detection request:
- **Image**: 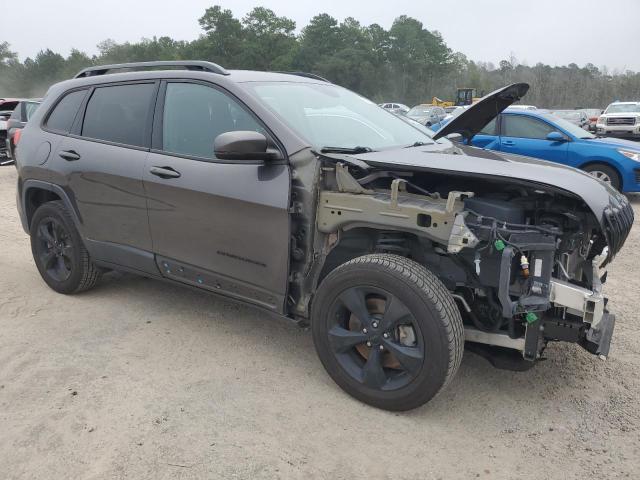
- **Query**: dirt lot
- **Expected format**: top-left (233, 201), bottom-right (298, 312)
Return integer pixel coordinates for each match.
top-left (0, 166), bottom-right (639, 480)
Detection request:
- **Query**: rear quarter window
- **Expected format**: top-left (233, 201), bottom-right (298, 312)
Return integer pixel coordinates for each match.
top-left (45, 90), bottom-right (88, 133)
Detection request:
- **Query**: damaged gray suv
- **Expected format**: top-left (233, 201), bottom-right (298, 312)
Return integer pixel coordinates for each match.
top-left (16, 61), bottom-right (633, 410)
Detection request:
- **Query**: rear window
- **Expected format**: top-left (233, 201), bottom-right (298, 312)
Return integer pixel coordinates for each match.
top-left (81, 83), bottom-right (155, 147)
top-left (46, 90), bottom-right (87, 133)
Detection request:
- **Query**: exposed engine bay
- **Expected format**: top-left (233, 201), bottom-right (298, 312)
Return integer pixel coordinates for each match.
top-left (293, 155), bottom-right (633, 367)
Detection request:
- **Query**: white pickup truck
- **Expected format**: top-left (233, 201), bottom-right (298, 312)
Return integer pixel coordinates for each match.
top-left (597, 101), bottom-right (640, 138)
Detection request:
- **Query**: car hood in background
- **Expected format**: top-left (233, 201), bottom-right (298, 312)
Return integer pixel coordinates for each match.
top-left (433, 83), bottom-right (530, 141)
top-left (586, 136), bottom-right (640, 150)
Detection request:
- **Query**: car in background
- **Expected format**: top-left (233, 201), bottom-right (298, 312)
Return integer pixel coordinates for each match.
top-left (549, 110), bottom-right (589, 129)
top-left (0, 98), bottom-right (23, 161)
top-left (379, 102), bottom-right (410, 115)
top-left (507, 104), bottom-right (537, 110)
top-left (580, 108), bottom-right (603, 132)
top-left (406, 105), bottom-right (446, 126)
top-left (463, 108), bottom-right (640, 192)
top-left (596, 101), bottom-right (640, 139)
top-left (4, 99), bottom-right (41, 165)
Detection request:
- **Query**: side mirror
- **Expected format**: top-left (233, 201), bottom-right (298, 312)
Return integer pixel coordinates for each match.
top-left (546, 131), bottom-right (566, 142)
top-left (214, 131), bottom-right (279, 161)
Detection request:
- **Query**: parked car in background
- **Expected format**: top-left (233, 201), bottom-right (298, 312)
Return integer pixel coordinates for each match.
top-left (379, 102), bottom-right (410, 115)
top-left (549, 110), bottom-right (589, 129)
top-left (580, 108), bottom-right (603, 132)
top-left (465, 108), bottom-right (640, 191)
top-left (507, 104), bottom-right (537, 110)
top-left (4, 99), bottom-right (41, 165)
top-left (406, 105), bottom-right (446, 126)
top-left (596, 101), bottom-right (640, 139)
top-left (0, 98), bottom-right (23, 161)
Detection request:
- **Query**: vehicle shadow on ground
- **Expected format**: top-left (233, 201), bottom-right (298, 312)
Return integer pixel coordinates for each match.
top-left (626, 193), bottom-right (640, 205)
top-left (84, 270), bottom-right (605, 418)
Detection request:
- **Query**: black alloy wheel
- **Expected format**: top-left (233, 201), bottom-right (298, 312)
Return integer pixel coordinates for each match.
top-left (327, 286), bottom-right (424, 392)
top-left (312, 254), bottom-right (464, 411)
top-left (30, 201), bottom-right (102, 294)
top-left (34, 217), bottom-right (74, 282)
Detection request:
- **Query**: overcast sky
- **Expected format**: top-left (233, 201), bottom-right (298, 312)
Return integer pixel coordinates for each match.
top-left (5, 0), bottom-right (640, 71)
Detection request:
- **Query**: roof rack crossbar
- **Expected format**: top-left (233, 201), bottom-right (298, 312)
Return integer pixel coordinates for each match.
top-left (74, 61), bottom-right (229, 79)
top-left (275, 71), bottom-right (330, 83)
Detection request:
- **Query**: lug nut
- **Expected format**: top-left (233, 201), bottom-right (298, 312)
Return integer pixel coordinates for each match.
top-left (362, 328), bottom-right (368, 334)
top-left (379, 345), bottom-right (384, 351)
top-left (366, 341), bottom-right (372, 347)
top-left (372, 321), bottom-right (378, 328)
top-left (383, 333), bottom-right (389, 339)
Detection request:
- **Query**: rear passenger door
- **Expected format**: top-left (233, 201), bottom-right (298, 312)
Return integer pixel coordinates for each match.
top-left (52, 82), bottom-right (157, 269)
top-left (143, 81), bottom-right (290, 312)
top-left (499, 114), bottom-right (569, 163)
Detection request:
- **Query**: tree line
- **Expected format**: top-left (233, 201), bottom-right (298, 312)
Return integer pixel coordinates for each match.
top-left (1, 5), bottom-right (639, 109)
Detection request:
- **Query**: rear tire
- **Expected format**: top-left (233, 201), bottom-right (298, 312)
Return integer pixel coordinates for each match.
top-left (583, 163), bottom-right (621, 191)
top-left (311, 254), bottom-right (464, 411)
top-left (30, 201), bottom-right (101, 294)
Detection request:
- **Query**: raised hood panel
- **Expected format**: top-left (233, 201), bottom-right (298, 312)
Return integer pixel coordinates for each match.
top-left (433, 83), bottom-right (530, 141)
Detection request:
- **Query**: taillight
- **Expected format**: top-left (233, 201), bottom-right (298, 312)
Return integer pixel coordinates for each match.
top-left (13, 129), bottom-right (22, 145)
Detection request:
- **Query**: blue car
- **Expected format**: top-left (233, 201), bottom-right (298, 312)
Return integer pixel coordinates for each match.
top-left (436, 108), bottom-right (640, 192)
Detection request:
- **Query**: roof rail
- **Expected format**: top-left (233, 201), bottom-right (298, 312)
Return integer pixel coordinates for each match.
top-left (74, 61), bottom-right (229, 79)
top-left (276, 71), bottom-right (330, 83)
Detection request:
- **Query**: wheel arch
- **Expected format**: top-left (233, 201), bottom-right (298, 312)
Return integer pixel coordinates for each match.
top-left (577, 159), bottom-right (623, 189)
top-left (317, 227), bottom-right (427, 288)
top-left (22, 180), bottom-right (82, 232)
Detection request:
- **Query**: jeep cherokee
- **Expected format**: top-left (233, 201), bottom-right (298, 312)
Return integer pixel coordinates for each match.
top-left (15, 61), bottom-right (633, 411)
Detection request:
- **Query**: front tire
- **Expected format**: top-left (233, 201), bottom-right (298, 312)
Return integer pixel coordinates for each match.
top-left (30, 201), bottom-right (101, 294)
top-left (311, 254), bottom-right (464, 411)
top-left (583, 163), bottom-right (621, 191)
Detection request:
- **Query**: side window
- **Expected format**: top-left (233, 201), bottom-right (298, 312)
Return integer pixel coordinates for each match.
top-left (25, 102), bottom-right (40, 121)
top-left (45, 90), bottom-right (87, 133)
top-left (162, 82), bottom-right (264, 159)
top-left (503, 115), bottom-right (555, 139)
top-left (479, 117), bottom-right (498, 136)
top-left (82, 83), bottom-right (155, 147)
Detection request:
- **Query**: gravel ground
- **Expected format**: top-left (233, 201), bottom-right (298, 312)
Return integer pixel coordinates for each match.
top-left (1, 166), bottom-right (639, 479)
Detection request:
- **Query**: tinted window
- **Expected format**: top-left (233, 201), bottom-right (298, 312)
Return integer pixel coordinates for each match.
top-left (479, 117), bottom-right (497, 136)
top-left (162, 83), bottom-right (264, 159)
top-left (82, 83), bottom-right (155, 147)
top-left (46, 90), bottom-right (87, 133)
top-left (503, 115), bottom-right (555, 139)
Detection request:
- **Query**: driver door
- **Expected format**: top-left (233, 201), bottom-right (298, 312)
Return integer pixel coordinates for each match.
top-left (499, 114), bottom-right (569, 163)
top-left (143, 81), bottom-right (290, 312)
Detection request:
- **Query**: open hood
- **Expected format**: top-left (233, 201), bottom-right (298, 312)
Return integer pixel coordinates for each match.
top-left (433, 83), bottom-right (530, 141)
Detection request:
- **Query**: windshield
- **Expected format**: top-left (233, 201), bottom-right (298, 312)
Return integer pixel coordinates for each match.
top-left (245, 82), bottom-right (435, 150)
top-left (407, 106), bottom-right (433, 116)
top-left (540, 113), bottom-right (596, 139)
top-left (605, 103), bottom-right (640, 114)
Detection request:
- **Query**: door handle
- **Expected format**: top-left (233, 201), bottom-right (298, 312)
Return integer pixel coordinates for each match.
top-left (59, 150), bottom-right (81, 161)
top-left (502, 140), bottom-right (515, 146)
top-left (149, 166), bottom-right (181, 179)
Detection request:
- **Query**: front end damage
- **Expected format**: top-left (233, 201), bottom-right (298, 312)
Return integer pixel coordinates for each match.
top-left (297, 155), bottom-right (633, 367)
